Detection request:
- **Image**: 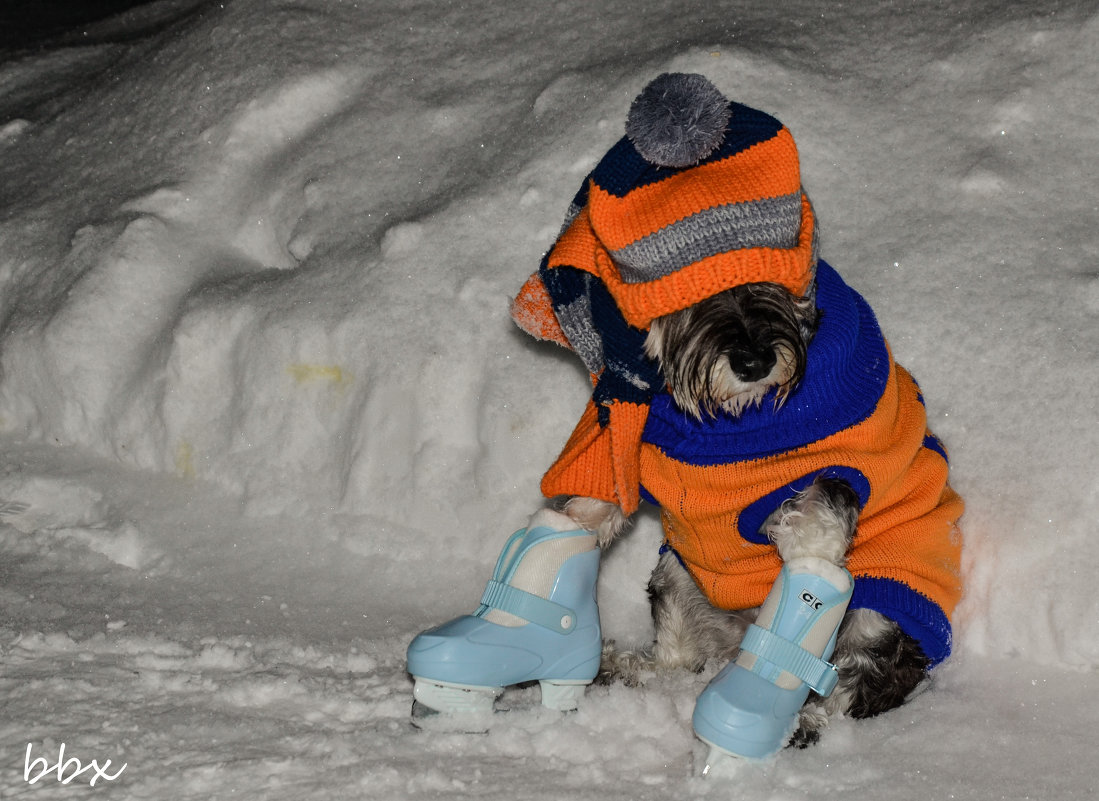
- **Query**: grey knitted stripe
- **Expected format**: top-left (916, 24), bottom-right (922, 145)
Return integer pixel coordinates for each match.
top-left (610, 193), bottom-right (804, 283)
top-left (555, 294), bottom-right (605, 375)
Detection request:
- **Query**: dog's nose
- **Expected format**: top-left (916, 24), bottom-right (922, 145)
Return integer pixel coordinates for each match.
top-left (727, 345), bottom-right (776, 383)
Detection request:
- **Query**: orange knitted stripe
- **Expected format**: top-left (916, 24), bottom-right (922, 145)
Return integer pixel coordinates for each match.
top-left (848, 479), bottom-right (964, 621)
top-left (599, 194), bottom-right (816, 327)
top-left (588, 127), bottom-right (802, 249)
top-left (546, 205), bottom-right (602, 276)
top-left (543, 191), bottom-right (815, 329)
top-left (541, 399), bottom-right (648, 513)
top-left (510, 271), bottom-right (569, 347)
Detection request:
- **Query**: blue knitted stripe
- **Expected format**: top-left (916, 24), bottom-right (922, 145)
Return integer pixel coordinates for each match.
top-left (850, 576), bottom-right (953, 665)
top-left (657, 541), bottom-right (686, 567)
top-left (539, 256), bottom-right (587, 307)
top-left (590, 102), bottom-right (785, 198)
top-left (556, 180), bottom-right (591, 236)
top-left (568, 178), bottom-right (590, 212)
top-left (611, 192), bottom-right (804, 283)
top-left (641, 261), bottom-right (890, 464)
top-left (923, 433), bottom-right (949, 464)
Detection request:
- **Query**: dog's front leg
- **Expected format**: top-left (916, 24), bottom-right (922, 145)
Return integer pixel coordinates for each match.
top-left (558, 495), bottom-right (654, 685)
top-left (765, 476), bottom-right (859, 566)
top-left (561, 496), bottom-right (630, 549)
top-left (763, 476), bottom-right (861, 747)
top-left (599, 547), bottom-right (753, 686)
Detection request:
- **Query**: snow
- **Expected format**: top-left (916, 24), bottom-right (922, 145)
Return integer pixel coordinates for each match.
top-left (1, 0), bottom-right (1097, 797)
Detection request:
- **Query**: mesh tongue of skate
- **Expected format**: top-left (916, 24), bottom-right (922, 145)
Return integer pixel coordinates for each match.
top-left (482, 510), bottom-right (595, 627)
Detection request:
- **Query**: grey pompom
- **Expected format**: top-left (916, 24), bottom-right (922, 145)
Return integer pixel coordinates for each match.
top-left (625, 73), bottom-right (731, 168)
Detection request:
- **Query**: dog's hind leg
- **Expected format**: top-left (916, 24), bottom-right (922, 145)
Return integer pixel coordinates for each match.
top-left (599, 548), bottom-right (752, 685)
top-left (790, 608), bottom-right (931, 747)
top-left (649, 549), bottom-right (752, 672)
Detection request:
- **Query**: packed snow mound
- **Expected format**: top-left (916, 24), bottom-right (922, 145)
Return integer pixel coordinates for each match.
top-left (1, 0), bottom-right (1098, 678)
top-left (0, 474), bottom-right (161, 571)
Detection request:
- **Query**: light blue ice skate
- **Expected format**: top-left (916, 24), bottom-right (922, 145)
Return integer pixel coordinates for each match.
top-left (693, 557), bottom-right (853, 765)
top-left (406, 512), bottom-right (601, 717)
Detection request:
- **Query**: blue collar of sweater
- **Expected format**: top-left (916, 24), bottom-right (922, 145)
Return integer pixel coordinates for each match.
top-left (642, 261), bottom-right (892, 465)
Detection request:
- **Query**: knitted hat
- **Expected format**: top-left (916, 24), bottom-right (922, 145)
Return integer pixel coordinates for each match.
top-left (542, 72), bottom-right (818, 330)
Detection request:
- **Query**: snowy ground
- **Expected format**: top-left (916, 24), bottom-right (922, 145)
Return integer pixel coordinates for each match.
top-left (1, 0), bottom-right (1097, 798)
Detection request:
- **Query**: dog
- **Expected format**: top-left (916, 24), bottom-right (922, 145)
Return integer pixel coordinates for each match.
top-left (509, 73), bottom-right (963, 749)
top-left (562, 281), bottom-right (937, 747)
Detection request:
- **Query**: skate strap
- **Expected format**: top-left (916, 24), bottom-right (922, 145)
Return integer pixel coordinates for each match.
top-left (480, 580), bottom-right (577, 635)
top-left (740, 624), bottom-right (840, 696)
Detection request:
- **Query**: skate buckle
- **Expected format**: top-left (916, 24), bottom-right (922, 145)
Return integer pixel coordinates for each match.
top-left (739, 624), bottom-right (841, 696)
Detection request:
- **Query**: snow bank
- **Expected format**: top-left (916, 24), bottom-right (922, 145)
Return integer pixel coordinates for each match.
top-left (14, 0), bottom-right (1096, 665)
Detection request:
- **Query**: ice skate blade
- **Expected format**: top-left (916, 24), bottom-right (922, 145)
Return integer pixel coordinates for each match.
top-left (697, 739), bottom-right (769, 777)
top-left (410, 700), bottom-right (495, 733)
top-left (701, 743), bottom-right (737, 777)
top-left (410, 676), bottom-right (499, 734)
top-left (410, 676), bottom-right (592, 732)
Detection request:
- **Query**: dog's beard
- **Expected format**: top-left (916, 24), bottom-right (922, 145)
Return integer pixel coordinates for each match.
top-left (645, 282), bottom-right (818, 421)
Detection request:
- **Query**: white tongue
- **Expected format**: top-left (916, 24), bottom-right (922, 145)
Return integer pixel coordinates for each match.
top-left (483, 510), bottom-right (595, 627)
top-left (736, 557), bottom-right (852, 690)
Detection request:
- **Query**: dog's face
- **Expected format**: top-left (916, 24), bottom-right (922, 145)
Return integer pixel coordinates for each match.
top-left (644, 282), bottom-right (819, 420)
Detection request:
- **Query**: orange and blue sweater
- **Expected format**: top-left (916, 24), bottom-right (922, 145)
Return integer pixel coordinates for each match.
top-left (514, 259), bottom-right (963, 664)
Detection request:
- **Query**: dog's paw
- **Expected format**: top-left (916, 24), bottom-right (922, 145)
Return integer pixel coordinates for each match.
top-left (597, 640), bottom-right (654, 687)
top-left (787, 700), bottom-right (829, 749)
top-left (787, 725), bottom-right (821, 749)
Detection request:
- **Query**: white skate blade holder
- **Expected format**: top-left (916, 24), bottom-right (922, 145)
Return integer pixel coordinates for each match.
top-left (411, 675), bottom-right (589, 720)
top-left (700, 743), bottom-right (749, 778)
top-left (410, 682), bottom-right (499, 733)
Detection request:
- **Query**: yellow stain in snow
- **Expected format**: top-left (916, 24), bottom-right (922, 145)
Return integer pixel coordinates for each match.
top-left (176, 440), bottom-right (196, 479)
top-left (287, 364), bottom-right (350, 386)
